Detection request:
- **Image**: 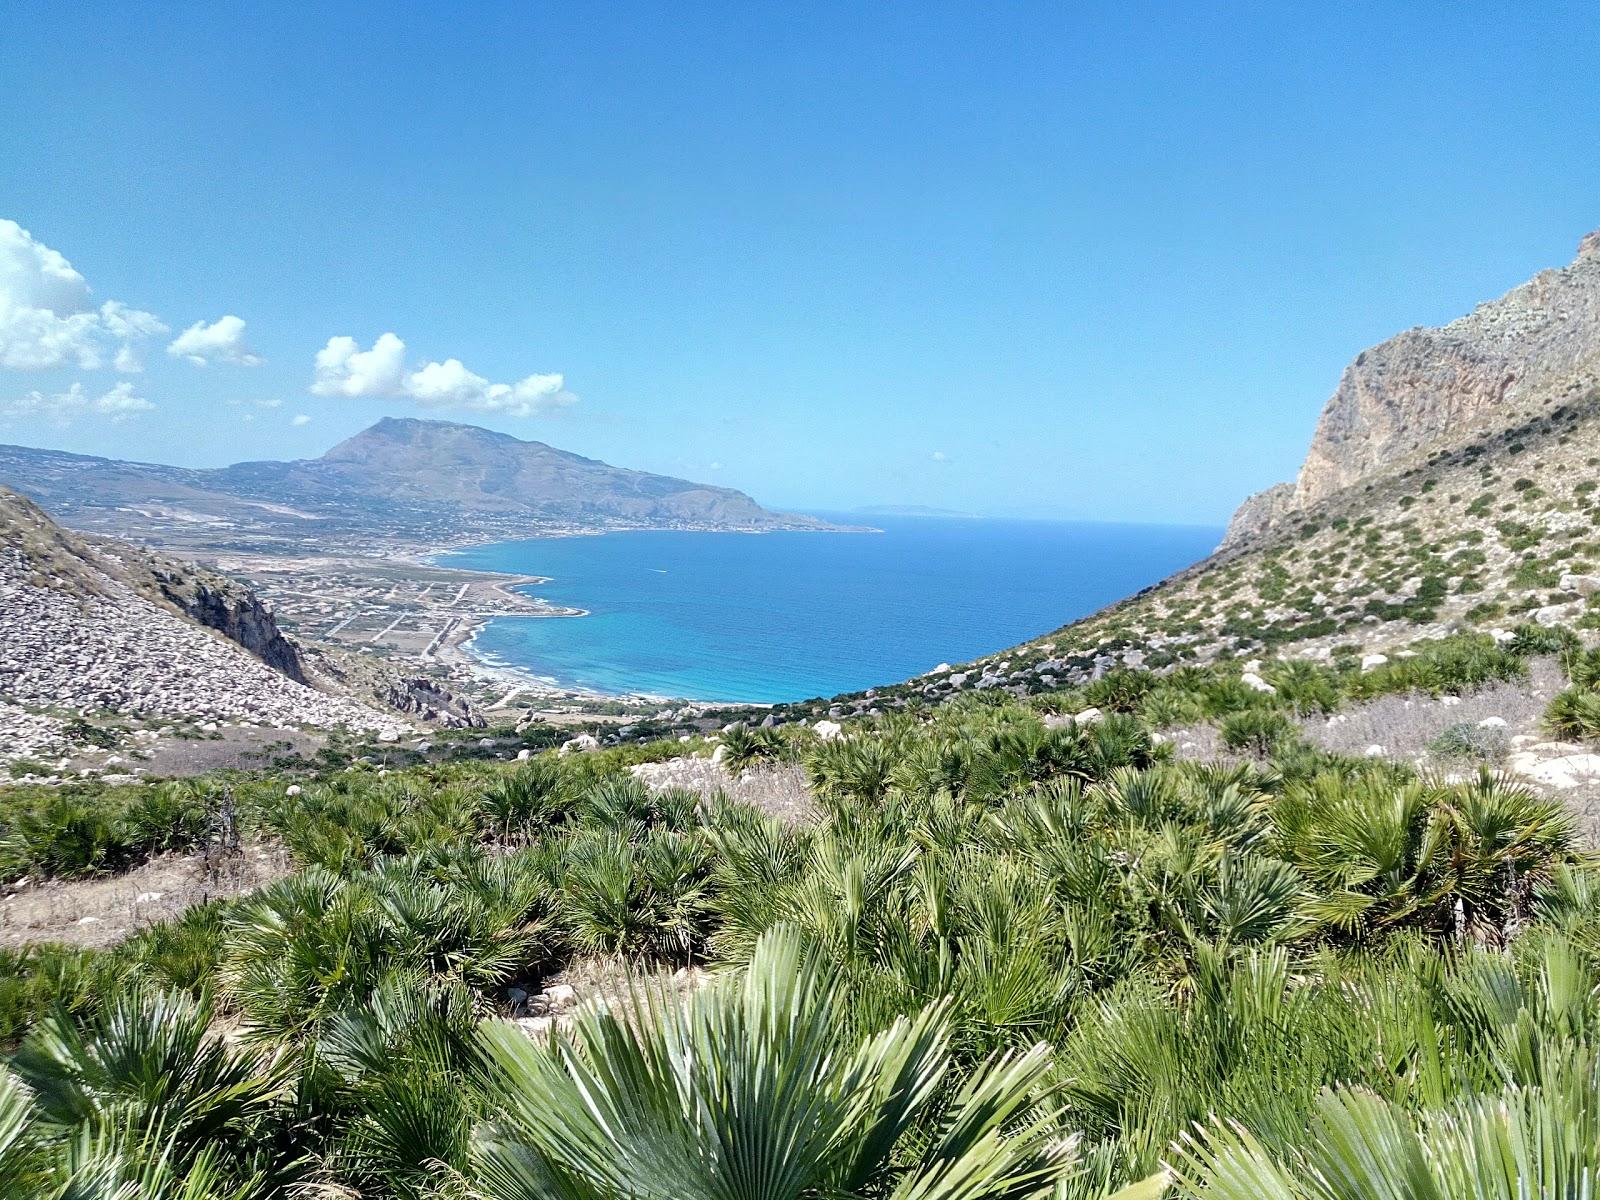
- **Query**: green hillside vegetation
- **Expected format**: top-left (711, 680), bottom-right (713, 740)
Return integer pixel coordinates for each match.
top-left (1, 688), bottom-right (1598, 1198)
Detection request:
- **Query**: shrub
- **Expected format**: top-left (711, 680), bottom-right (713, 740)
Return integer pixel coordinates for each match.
top-left (1219, 710), bottom-right (1298, 756)
top-left (1509, 622), bottom-right (1581, 658)
top-left (1427, 721), bottom-right (1507, 762)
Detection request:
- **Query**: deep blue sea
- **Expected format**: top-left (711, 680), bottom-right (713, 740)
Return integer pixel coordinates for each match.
top-left (438, 516), bottom-right (1220, 703)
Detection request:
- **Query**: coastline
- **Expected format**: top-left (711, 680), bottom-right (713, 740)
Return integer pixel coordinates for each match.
top-left (432, 610), bottom-right (684, 707)
top-left (417, 525), bottom-right (841, 708)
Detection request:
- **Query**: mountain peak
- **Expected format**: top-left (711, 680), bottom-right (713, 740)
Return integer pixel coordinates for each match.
top-left (321, 416), bottom-right (547, 464)
top-left (348, 415), bottom-right (527, 443)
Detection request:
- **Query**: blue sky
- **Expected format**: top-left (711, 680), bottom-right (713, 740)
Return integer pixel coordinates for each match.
top-left (2, 2), bottom-right (1597, 524)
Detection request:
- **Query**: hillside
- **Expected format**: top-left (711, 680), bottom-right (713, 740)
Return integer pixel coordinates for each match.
top-left (0, 486), bottom-right (413, 777)
top-left (0, 417), bottom-right (836, 552)
top-left (808, 232), bottom-right (1600, 712)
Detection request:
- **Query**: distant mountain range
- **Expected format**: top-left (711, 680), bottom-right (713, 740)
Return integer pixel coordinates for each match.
top-left (0, 417), bottom-right (837, 552)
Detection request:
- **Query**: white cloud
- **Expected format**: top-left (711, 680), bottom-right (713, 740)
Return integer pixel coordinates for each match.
top-left (310, 332), bottom-right (576, 418)
top-left (0, 381), bottom-right (154, 423)
top-left (311, 332), bottom-right (407, 398)
top-left (709, 461), bottom-right (723, 471)
top-left (931, 450), bottom-right (949, 462)
top-left (168, 314), bottom-right (263, 366)
top-left (291, 413), bottom-right (311, 426)
top-left (0, 219), bottom-right (167, 371)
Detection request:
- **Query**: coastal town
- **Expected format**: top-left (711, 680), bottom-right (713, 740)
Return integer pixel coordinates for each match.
top-left (212, 552), bottom-right (576, 664)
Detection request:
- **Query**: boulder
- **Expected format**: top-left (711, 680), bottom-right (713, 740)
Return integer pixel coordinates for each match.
top-left (559, 733), bottom-right (600, 756)
top-left (814, 720), bottom-right (844, 741)
top-left (545, 984), bottom-right (578, 1010)
top-left (1508, 746), bottom-right (1600, 789)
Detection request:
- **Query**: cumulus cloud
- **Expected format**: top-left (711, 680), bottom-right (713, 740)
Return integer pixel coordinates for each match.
top-left (931, 450), bottom-right (949, 462)
top-left (168, 314), bottom-right (263, 366)
top-left (0, 381), bottom-right (154, 423)
top-left (311, 333), bottom-right (406, 398)
top-left (0, 219), bottom-right (167, 371)
top-left (310, 332), bottom-right (576, 418)
top-left (291, 413), bottom-right (311, 426)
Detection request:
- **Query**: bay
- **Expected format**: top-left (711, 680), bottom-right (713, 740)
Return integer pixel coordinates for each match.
top-left (438, 515), bottom-right (1220, 703)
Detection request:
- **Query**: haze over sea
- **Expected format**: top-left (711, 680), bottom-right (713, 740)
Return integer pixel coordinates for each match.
top-left (440, 516), bottom-right (1220, 703)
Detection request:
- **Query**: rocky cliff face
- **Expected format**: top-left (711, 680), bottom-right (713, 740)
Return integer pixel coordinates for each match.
top-left (1217, 482), bottom-right (1296, 551)
top-left (1225, 232), bottom-right (1600, 546)
top-left (132, 561), bottom-right (309, 683)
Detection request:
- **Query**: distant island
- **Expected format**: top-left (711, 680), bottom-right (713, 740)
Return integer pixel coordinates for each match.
top-left (852, 503), bottom-right (980, 519)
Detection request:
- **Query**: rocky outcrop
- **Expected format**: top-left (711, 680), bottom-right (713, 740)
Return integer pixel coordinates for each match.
top-left (145, 567), bottom-right (308, 683)
top-left (1218, 482), bottom-right (1296, 551)
top-left (382, 676), bottom-right (484, 728)
top-left (1225, 231), bottom-right (1600, 546)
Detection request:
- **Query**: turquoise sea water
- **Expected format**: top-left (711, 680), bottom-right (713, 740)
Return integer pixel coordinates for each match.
top-left (438, 516), bottom-right (1221, 703)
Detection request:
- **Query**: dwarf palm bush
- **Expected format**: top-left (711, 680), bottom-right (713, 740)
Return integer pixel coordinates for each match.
top-left (472, 924), bottom-right (1067, 1200)
top-left (1510, 620), bottom-right (1582, 659)
top-left (268, 774), bottom-right (481, 870)
top-left (314, 974), bottom-right (484, 1199)
top-left (556, 828), bottom-right (713, 961)
top-left (1174, 1054), bottom-right (1600, 1199)
top-left (1271, 769), bottom-right (1573, 942)
top-left (1348, 633), bottom-right (1526, 700)
top-left (8, 987), bottom-right (292, 1194)
top-left (1080, 668), bottom-right (1159, 714)
top-left (477, 757), bottom-right (579, 842)
top-left (807, 733), bottom-right (901, 813)
top-left (0, 946), bottom-right (124, 1050)
top-left (718, 722), bottom-right (786, 772)
top-left (4, 699), bottom-right (1597, 1196)
top-left (1262, 660), bottom-right (1340, 716)
top-left (1546, 685), bottom-right (1600, 739)
top-left (1218, 709), bottom-right (1298, 757)
top-left (116, 781), bottom-right (212, 857)
top-left (0, 1080), bottom-right (247, 1200)
top-left (225, 851), bottom-right (558, 1040)
top-left (577, 775), bottom-right (698, 835)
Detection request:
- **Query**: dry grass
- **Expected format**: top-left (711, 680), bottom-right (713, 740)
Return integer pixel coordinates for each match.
top-left (630, 757), bottom-right (816, 824)
top-left (1304, 657), bottom-right (1563, 761)
top-left (0, 842), bottom-right (292, 949)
